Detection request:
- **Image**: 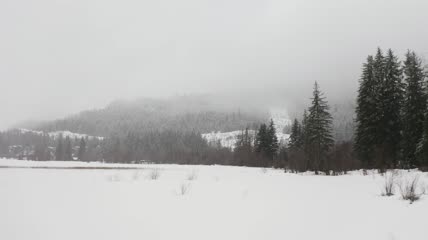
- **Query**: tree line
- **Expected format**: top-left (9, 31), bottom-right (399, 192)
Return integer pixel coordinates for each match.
top-left (285, 83), bottom-right (358, 174)
top-left (1, 48), bottom-right (427, 173)
top-left (0, 130), bottom-right (104, 162)
top-left (355, 48), bottom-right (428, 171)
top-left (0, 81), bottom-right (353, 175)
top-left (233, 119), bottom-right (285, 168)
top-left (232, 82), bottom-right (354, 174)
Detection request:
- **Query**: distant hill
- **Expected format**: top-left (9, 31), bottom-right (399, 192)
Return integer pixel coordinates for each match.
top-left (26, 95), bottom-right (268, 137)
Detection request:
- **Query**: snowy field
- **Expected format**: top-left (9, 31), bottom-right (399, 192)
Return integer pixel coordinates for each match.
top-left (1, 159), bottom-right (428, 240)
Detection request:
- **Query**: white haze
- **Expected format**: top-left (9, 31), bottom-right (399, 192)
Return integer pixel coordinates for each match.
top-left (1, 0), bottom-right (428, 129)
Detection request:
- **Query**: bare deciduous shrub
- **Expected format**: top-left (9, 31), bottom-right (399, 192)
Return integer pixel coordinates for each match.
top-left (186, 170), bottom-right (198, 181)
top-left (148, 168), bottom-right (161, 180)
top-left (381, 170), bottom-right (398, 196)
top-left (261, 168), bottom-right (268, 174)
top-left (177, 183), bottom-right (190, 195)
top-left (398, 175), bottom-right (423, 203)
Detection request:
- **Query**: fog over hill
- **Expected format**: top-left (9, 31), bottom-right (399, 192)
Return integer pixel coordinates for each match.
top-left (3, 0), bottom-right (428, 130)
top-left (22, 95), bottom-right (269, 137)
top-left (14, 93), bottom-right (355, 143)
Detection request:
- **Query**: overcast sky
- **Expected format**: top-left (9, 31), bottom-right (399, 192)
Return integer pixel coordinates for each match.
top-left (1, 0), bottom-right (428, 129)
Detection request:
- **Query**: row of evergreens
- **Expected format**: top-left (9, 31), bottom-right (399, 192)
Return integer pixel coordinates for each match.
top-left (1, 47), bottom-right (427, 173)
top-left (233, 82), bottom-right (345, 174)
top-left (287, 82), bottom-right (335, 173)
top-left (355, 48), bottom-right (428, 171)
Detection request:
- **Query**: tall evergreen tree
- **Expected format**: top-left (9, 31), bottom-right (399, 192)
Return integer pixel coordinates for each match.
top-left (305, 82), bottom-right (334, 173)
top-left (267, 119), bottom-right (279, 159)
top-left (287, 114), bottom-right (309, 172)
top-left (372, 48), bottom-right (387, 167)
top-left (402, 51), bottom-right (426, 168)
top-left (55, 134), bottom-right (64, 160)
top-left (377, 49), bottom-right (403, 168)
top-left (355, 55), bottom-right (377, 168)
top-left (255, 124), bottom-right (267, 153)
top-left (255, 123), bottom-right (269, 166)
top-left (255, 121), bottom-right (279, 167)
top-left (78, 137), bottom-right (86, 161)
top-left (289, 118), bottom-right (302, 149)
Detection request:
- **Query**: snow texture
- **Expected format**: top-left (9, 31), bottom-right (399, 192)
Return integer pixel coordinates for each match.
top-left (1, 158), bottom-right (427, 240)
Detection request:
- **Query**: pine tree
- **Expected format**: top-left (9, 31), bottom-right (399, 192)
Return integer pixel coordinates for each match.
top-left (402, 51), bottom-right (426, 168)
top-left (287, 114), bottom-right (308, 172)
top-left (78, 137), bottom-right (86, 161)
top-left (64, 136), bottom-right (73, 161)
top-left (355, 55), bottom-right (377, 168)
top-left (377, 49), bottom-right (403, 168)
top-left (55, 134), bottom-right (64, 160)
top-left (305, 82), bottom-right (334, 173)
top-left (267, 119), bottom-right (279, 159)
top-left (372, 48), bottom-right (387, 168)
top-left (289, 118), bottom-right (302, 149)
top-left (255, 124), bottom-right (268, 154)
top-left (255, 123), bottom-right (269, 166)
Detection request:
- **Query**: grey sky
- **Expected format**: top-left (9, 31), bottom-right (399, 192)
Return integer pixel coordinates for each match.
top-left (1, 0), bottom-right (428, 129)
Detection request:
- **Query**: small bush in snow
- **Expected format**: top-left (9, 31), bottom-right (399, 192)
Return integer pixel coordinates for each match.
top-left (148, 168), bottom-right (161, 180)
top-left (261, 168), bottom-right (268, 174)
top-left (186, 170), bottom-right (198, 181)
top-left (177, 183), bottom-right (190, 195)
top-left (381, 170), bottom-right (398, 196)
top-left (398, 175), bottom-right (424, 203)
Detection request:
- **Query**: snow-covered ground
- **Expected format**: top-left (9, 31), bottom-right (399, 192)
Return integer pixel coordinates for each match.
top-left (1, 159), bottom-right (427, 240)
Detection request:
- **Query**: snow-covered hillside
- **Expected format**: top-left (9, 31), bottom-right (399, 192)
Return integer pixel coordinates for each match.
top-left (269, 108), bottom-right (292, 133)
top-left (202, 108), bottom-right (291, 149)
top-left (202, 130), bottom-right (249, 149)
top-left (1, 158), bottom-right (427, 240)
top-left (202, 130), bottom-right (289, 149)
top-left (17, 128), bottom-right (104, 140)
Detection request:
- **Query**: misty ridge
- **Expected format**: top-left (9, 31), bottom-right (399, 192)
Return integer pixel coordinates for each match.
top-left (21, 95), bottom-right (269, 136)
top-left (2, 46), bottom-right (428, 172)
top-left (16, 94), bottom-right (355, 138)
top-left (1, 86), bottom-right (356, 166)
top-left (5, 0), bottom-right (428, 131)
